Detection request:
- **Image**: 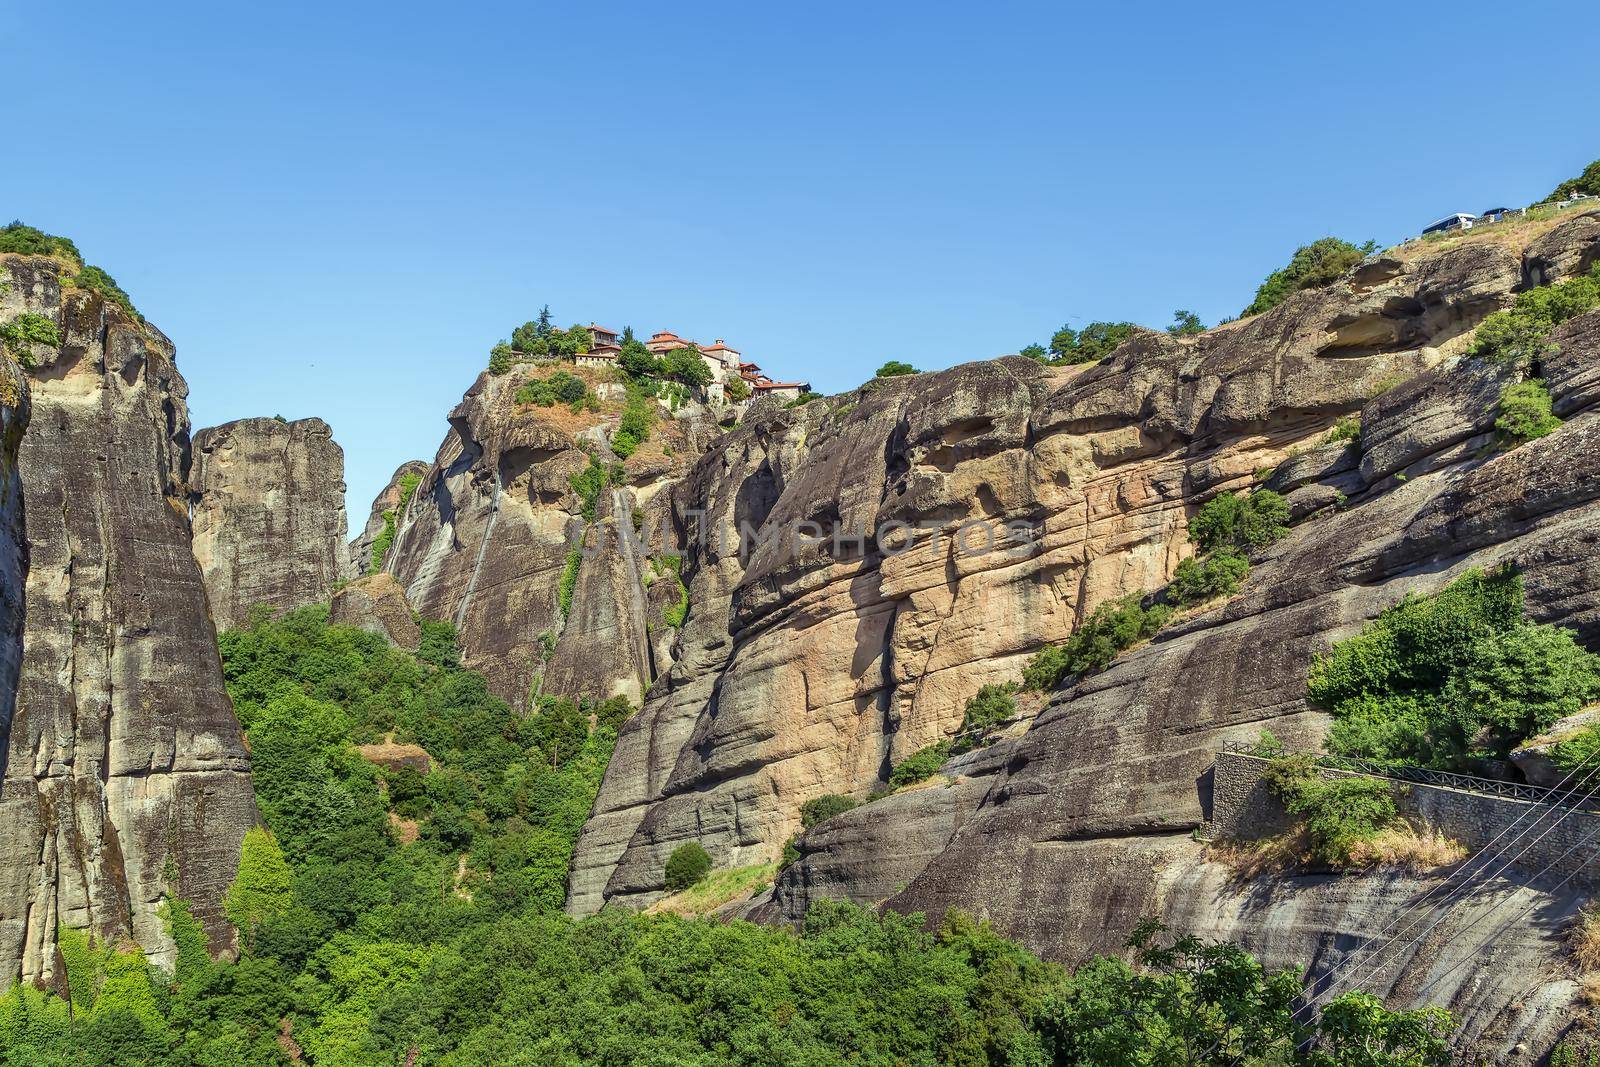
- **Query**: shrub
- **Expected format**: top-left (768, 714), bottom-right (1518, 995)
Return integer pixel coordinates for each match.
top-left (516, 369), bottom-right (591, 409)
top-left (1495, 380), bottom-right (1561, 444)
top-left (1021, 594), bottom-right (1171, 691)
top-left (70, 264), bottom-right (140, 321)
top-left (1325, 414), bottom-right (1361, 445)
top-left (558, 550), bottom-right (582, 618)
top-left (224, 828), bottom-right (294, 947)
top-left (876, 360), bottom-right (918, 377)
top-left (663, 842), bottom-right (712, 890)
top-left (1263, 757), bottom-right (1399, 867)
top-left (1551, 725), bottom-right (1600, 777)
top-left (1242, 237), bottom-right (1375, 317)
top-left (610, 391), bottom-right (657, 459)
top-left (779, 834), bottom-right (801, 868)
top-left (1472, 263), bottom-right (1600, 366)
top-left (0, 312), bottom-right (60, 368)
top-left (1019, 343), bottom-right (1047, 360)
top-left (785, 390), bottom-right (823, 407)
top-left (888, 741), bottom-right (951, 789)
top-left (724, 376), bottom-right (751, 401)
top-left (1187, 490), bottom-right (1289, 554)
top-left (799, 794), bottom-right (857, 829)
top-left (568, 457), bottom-right (612, 521)
top-left (1047, 321), bottom-right (1136, 365)
top-left (950, 684), bottom-right (1019, 753)
top-left (1169, 548), bottom-right (1249, 606)
top-left (1311, 566), bottom-right (1600, 767)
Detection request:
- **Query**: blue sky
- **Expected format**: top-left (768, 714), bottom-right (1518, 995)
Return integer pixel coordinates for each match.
top-left (6, 0), bottom-right (1598, 524)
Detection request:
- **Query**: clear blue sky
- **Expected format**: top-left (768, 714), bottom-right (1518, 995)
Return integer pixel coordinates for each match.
top-left (6, 0), bottom-right (1597, 525)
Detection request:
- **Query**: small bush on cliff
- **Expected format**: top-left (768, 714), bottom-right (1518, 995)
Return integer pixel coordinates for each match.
top-left (800, 794), bottom-right (858, 829)
top-left (1310, 567), bottom-right (1600, 768)
top-left (516, 369), bottom-right (593, 409)
top-left (1169, 548), bottom-right (1249, 606)
top-left (1242, 237), bottom-right (1376, 317)
top-left (1495, 379), bottom-right (1562, 444)
top-left (1325, 414), bottom-right (1361, 446)
top-left (664, 841), bottom-right (712, 890)
top-left (1472, 262), bottom-right (1600, 367)
top-left (1189, 489), bottom-right (1290, 555)
top-left (0, 312), bottom-right (59, 368)
top-left (876, 360), bottom-right (919, 377)
top-left (950, 683), bottom-right (1019, 753)
top-left (1263, 757), bottom-right (1400, 867)
top-left (1022, 594), bottom-right (1172, 691)
top-left (1167, 309), bottom-right (1204, 336)
top-left (889, 740), bottom-right (952, 788)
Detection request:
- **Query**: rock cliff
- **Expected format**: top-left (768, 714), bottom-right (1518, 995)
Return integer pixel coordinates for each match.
top-left (191, 416), bottom-right (352, 630)
top-left (564, 210), bottom-right (1600, 1054)
top-left (0, 253), bottom-right (256, 984)
top-left (349, 459), bottom-right (428, 576)
top-left (381, 367), bottom-right (714, 710)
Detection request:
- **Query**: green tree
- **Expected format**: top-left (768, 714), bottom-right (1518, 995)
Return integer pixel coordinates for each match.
top-left (663, 842), bottom-right (712, 890)
top-left (1049, 321), bottom-right (1137, 364)
top-left (1019, 343), bottom-right (1047, 360)
top-left (888, 740), bottom-right (951, 788)
top-left (1188, 489), bottom-right (1290, 554)
top-left (1170, 548), bottom-right (1249, 605)
top-left (1022, 594), bottom-right (1171, 691)
top-left (1546, 158), bottom-right (1600, 201)
top-left (875, 360), bottom-right (918, 377)
top-left (225, 827), bottom-right (295, 947)
top-left (661, 345), bottom-right (711, 387)
top-left (1243, 237), bottom-right (1376, 317)
top-left (1472, 264), bottom-right (1600, 366)
top-left (1168, 309), bottom-right (1204, 336)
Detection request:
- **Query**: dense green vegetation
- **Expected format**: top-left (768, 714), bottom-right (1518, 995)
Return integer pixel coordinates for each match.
top-left (1495, 379), bottom-right (1562, 444)
top-left (489, 307), bottom-right (596, 374)
top-left (1021, 594), bottom-right (1172, 692)
top-left (515, 368), bottom-right (597, 410)
top-left (1324, 415), bottom-right (1361, 446)
top-left (1032, 320), bottom-right (1138, 365)
top-left (875, 360), bottom-right (918, 377)
top-left (610, 386), bottom-right (658, 458)
top-left (1263, 755), bottom-right (1401, 867)
top-left (0, 311), bottom-right (60, 368)
top-left (0, 606), bottom-right (1460, 1064)
top-left (367, 471), bottom-right (422, 572)
top-left (1310, 567), bottom-right (1600, 769)
top-left (0, 221), bottom-right (142, 321)
top-left (568, 454), bottom-right (622, 522)
top-left (1472, 262), bottom-right (1600, 366)
top-left (1242, 238), bottom-right (1376, 317)
top-left (1545, 158), bottom-right (1600, 202)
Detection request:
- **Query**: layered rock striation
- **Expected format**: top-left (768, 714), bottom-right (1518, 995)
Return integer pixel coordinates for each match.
top-left (191, 416), bottom-right (352, 630)
top-left (0, 253), bottom-right (256, 984)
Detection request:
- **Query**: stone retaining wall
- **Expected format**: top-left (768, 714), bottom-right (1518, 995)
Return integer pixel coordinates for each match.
top-left (1211, 750), bottom-right (1600, 883)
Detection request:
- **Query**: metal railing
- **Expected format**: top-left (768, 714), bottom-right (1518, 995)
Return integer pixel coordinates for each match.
top-left (1218, 740), bottom-right (1600, 812)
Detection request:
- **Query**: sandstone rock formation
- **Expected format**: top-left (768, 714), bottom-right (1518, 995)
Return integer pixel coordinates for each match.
top-left (349, 459), bottom-right (428, 576)
top-left (383, 367), bottom-right (716, 710)
top-left (190, 416), bottom-right (352, 631)
top-left (0, 253), bottom-right (256, 984)
top-left (330, 572), bottom-right (422, 650)
top-left (565, 213), bottom-right (1600, 1055)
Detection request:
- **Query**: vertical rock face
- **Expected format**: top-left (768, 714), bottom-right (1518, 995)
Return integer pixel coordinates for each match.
top-left (568, 220), bottom-right (1600, 920)
top-left (191, 417), bottom-right (352, 631)
top-left (384, 369), bottom-right (711, 710)
top-left (349, 459), bottom-right (428, 576)
top-left (0, 253), bottom-right (256, 984)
